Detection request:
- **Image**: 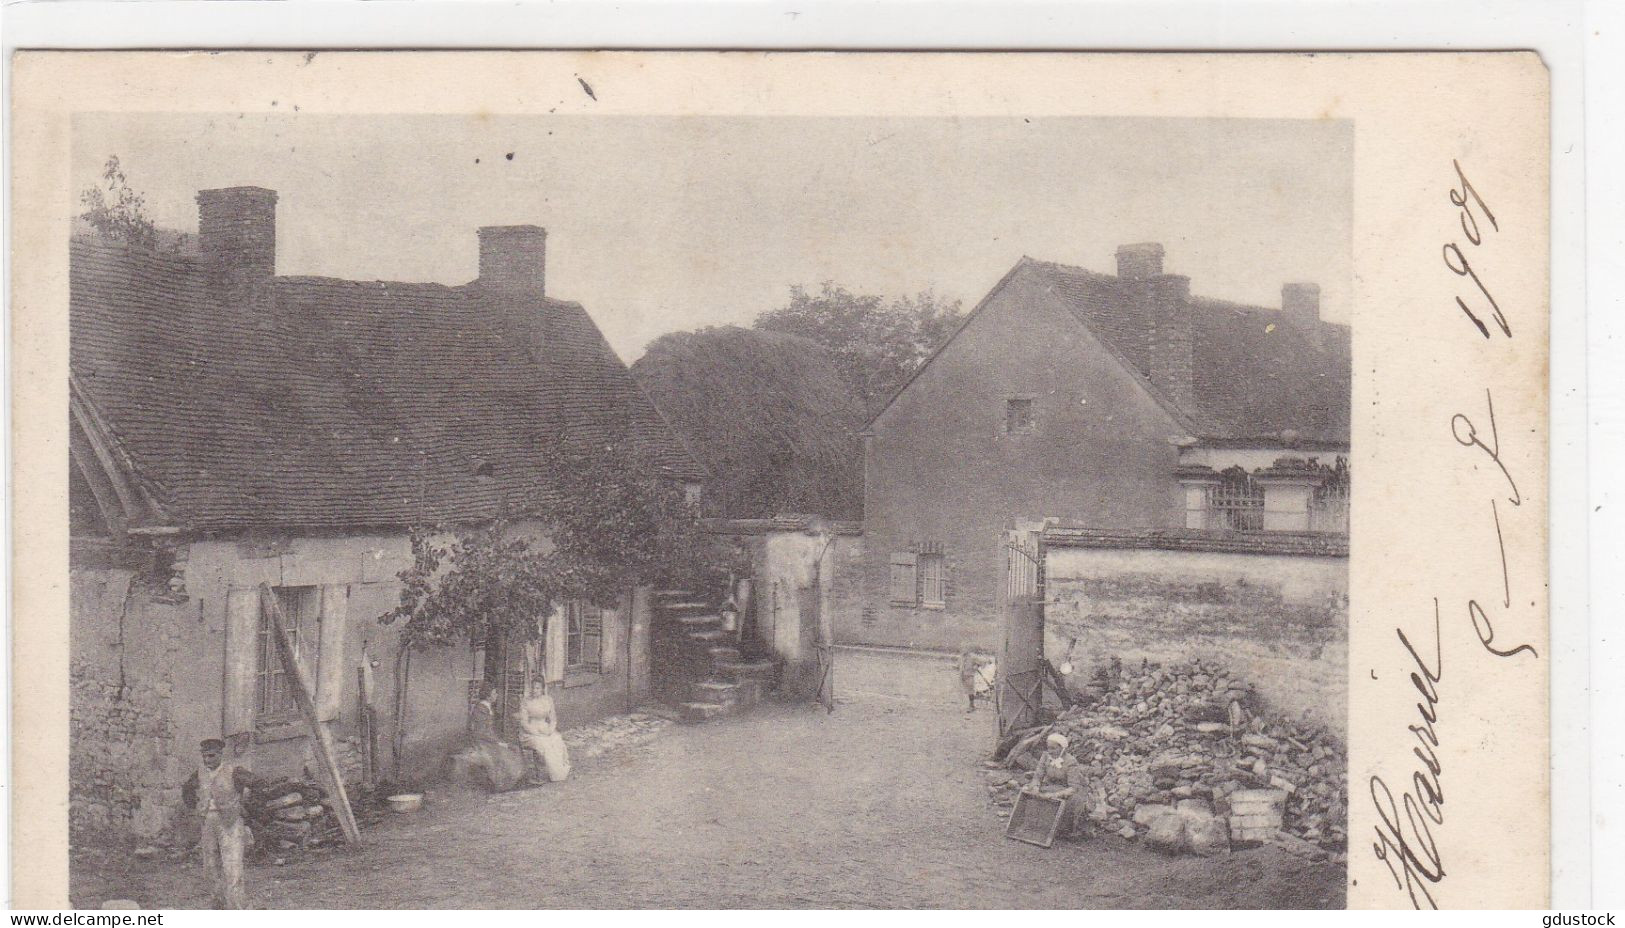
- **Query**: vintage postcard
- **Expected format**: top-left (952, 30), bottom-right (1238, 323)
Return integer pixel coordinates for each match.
top-left (9, 51), bottom-right (1549, 909)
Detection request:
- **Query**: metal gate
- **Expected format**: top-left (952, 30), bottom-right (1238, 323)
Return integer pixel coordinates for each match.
top-left (998, 526), bottom-right (1046, 738)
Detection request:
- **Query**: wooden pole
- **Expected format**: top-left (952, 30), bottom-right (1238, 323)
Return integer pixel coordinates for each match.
top-left (259, 583), bottom-right (362, 843)
top-left (357, 641), bottom-right (378, 789)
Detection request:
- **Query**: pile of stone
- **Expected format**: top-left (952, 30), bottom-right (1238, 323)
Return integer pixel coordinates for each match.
top-left (986, 657), bottom-right (1347, 859)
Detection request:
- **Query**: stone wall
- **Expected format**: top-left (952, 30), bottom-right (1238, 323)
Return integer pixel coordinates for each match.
top-left (69, 569), bottom-right (190, 843)
top-left (70, 525), bottom-right (646, 842)
top-left (705, 518), bottom-right (861, 695)
top-left (1043, 533), bottom-right (1348, 739)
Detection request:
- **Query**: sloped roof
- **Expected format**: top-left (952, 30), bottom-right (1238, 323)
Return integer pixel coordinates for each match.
top-left (69, 236), bottom-right (704, 531)
top-left (1032, 260), bottom-right (1351, 444)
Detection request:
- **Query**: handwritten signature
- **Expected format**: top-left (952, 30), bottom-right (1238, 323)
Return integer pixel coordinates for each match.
top-left (1369, 162), bottom-right (1538, 910)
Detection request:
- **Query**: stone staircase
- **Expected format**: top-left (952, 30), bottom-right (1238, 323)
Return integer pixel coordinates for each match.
top-left (652, 589), bottom-right (780, 723)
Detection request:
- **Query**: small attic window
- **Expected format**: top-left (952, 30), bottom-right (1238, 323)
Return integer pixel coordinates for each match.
top-left (1005, 397), bottom-right (1036, 434)
top-left (474, 461), bottom-right (496, 482)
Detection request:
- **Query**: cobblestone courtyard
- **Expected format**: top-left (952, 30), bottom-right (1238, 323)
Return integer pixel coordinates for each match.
top-left (72, 648), bottom-right (1345, 909)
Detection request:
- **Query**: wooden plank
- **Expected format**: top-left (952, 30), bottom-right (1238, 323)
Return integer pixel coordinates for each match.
top-left (1042, 659), bottom-right (1075, 709)
top-left (260, 583), bottom-right (362, 844)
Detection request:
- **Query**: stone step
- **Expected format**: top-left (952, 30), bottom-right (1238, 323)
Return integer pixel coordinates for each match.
top-left (673, 613), bottom-right (722, 627)
top-left (727, 677), bottom-right (766, 705)
top-left (657, 601), bottom-right (713, 614)
top-left (691, 680), bottom-right (745, 705)
top-left (706, 646), bottom-right (742, 663)
top-left (715, 658), bottom-right (778, 682)
top-left (688, 628), bottom-right (728, 643)
top-left (678, 701), bottom-right (735, 723)
top-left (654, 589), bottom-right (694, 600)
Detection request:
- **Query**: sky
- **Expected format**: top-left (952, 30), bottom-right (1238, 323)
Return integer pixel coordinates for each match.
top-left (72, 113), bottom-right (1353, 363)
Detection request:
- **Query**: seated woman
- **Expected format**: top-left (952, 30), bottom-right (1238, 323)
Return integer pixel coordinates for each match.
top-left (449, 683), bottom-right (525, 792)
top-left (515, 679), bottom-right (572, 783)
top-left (1027, 733), bottom-right (1090, 839)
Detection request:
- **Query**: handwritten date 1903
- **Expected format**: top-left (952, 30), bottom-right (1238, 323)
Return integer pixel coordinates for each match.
top-left (1445, 159), bottom-right (1509, 339)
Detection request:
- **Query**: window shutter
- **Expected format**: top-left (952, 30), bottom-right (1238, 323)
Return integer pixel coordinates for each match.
top-left (888, 553), bottom-right (918, 604)
top-left (223, 588), bottom-right (259, 737)
top-left (315, 585), bottom-right (348, 721)
top-left (583, 606), bottom-right (604, 673)
top-left (596, 603), bottom-right (618, 674)
top-left (544, 605), bottom-right (566, 683)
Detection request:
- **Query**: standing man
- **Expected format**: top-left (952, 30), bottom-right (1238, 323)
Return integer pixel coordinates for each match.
top-left (181, 738), bottom-right (257, 909)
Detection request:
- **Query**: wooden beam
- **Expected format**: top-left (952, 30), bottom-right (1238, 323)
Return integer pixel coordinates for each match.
top-left (1042, 659), bottom-right (1075, 709)
top-left (259, 583), bottom-right (362, 843)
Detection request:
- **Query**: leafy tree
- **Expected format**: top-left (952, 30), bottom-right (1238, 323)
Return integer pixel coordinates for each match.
top-left (378, 426), bottom-right (725, 726)
top-left (79, 156), bottom-right (158, 249)
top-left (754, 283), bottom-right (964, 414)
top-left (631, 326), bottom-right (865, 520)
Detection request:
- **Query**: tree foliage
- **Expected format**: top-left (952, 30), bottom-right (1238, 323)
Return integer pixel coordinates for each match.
top-left (380, 430), bottom-right (724, 652)
top-left (631, 326), bottom-right (865, 520)
top-left (753, 283), bottom-right (965, 415)
top-left (78, 156), bottom-right (158, 249)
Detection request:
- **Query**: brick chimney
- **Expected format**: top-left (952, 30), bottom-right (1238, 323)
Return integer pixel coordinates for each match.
top-left (1146, 273), bottom-right (1195, 411)
top-left (196, 187), bottom-right (277, 295)
top-left (1282, 282), bottom-right (1321, 327)
top-left (1282, 281), bottom-right (1323, 349)
top-left (1115, 242), bottom-right (1165, 281)
top-left (477, 225), bottom-right (547, 294)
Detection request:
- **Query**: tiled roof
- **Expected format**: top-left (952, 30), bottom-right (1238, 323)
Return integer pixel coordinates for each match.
top-left (1032, 260), bottom-right (1351, 444)
top-left (69, 237), bottom-right (704, 531)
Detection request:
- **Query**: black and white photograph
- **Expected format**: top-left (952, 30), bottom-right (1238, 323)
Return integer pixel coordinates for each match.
top-left (8, 48), bottom-right (1557, 912)
top-left (63, 104), bottom-right (1352, 909)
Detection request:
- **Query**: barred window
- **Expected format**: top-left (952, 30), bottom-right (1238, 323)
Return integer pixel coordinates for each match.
top-left (1210, 467), bottom-right (1265, 532)
top-left (256, 585), bottom-right (320, 718)
top-left (920, 553), bottom-right (947, 606)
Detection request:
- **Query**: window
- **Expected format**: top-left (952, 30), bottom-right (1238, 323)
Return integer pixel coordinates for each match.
top-left (1005, 398), bottom-right (1035, 433)
top-left (1209, 467), bottom-right (1265, 532)
top-left (919, 553), bottom-right (946, 607)
top-left (256, 585), bottom-right (321, 718)
top-left (888, 553), bottom-right (918, 605)
top-left (565, 601), bottom-right (603, 672)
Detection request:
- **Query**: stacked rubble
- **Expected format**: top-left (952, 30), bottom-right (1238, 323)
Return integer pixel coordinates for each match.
top-left (986, 657), bottom-right (1347, 859)
top-left (244, 778), bottom-right (383, 857)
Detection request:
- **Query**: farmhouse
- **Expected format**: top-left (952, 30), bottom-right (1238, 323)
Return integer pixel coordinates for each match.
top-left (68, 187), bottom-right (704, 841)
top-left (858, 243), bottom-right (1351, 657)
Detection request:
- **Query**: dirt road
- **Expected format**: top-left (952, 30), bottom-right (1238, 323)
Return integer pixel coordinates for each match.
top-left (72, 648), bottom-right (1345, 909)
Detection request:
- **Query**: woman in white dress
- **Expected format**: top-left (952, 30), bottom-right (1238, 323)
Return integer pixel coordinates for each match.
top-left (516, 679), bottom-right (572, 783)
